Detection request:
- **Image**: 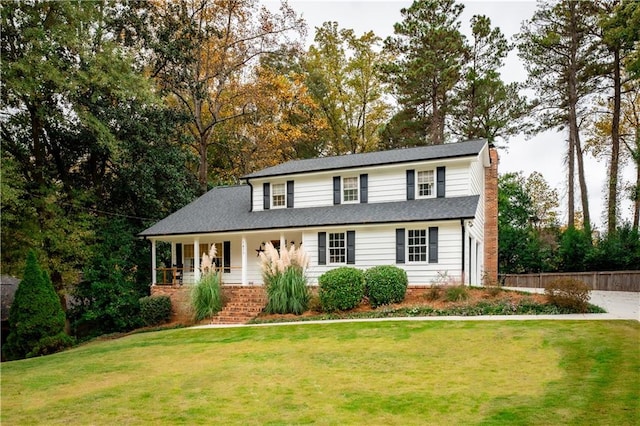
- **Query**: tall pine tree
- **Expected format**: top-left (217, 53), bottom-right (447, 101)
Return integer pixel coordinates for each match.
top-left (381, 0), bottom-right (467, 146)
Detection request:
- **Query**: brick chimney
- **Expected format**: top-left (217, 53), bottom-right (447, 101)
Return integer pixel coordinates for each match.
top-left (484, 144), bottom-right (499, 283)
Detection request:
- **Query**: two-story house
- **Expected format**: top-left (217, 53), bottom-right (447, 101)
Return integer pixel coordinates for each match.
top-left (140, 139), bottom-right (498, 290)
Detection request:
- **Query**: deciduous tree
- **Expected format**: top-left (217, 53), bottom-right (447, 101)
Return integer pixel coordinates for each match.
top-left (149, 0), bottom-right (305, 193)
top-left (304, 22), bottom-right (391, 154)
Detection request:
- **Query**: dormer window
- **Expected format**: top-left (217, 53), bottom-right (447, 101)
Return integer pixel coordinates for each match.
top-left (343, 177), bottom-right (359, 203)
top-left (272, 183), bottom-right (286, 208)
top-left (417, 170), bottom-right (434, 197)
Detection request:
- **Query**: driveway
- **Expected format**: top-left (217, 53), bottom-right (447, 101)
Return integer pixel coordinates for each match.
top-left (504, 287), bottom-right (639, 321)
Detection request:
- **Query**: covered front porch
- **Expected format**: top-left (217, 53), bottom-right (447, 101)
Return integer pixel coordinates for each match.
top-left (149, 230), bottom-right (304, 286)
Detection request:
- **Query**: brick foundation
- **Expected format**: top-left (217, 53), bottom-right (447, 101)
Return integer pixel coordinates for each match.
top-left (484, 145), bottom-right (499, 283)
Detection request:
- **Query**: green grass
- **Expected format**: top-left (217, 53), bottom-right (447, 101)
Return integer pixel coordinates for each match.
top-left (2, 321), bottom-right (638, 425)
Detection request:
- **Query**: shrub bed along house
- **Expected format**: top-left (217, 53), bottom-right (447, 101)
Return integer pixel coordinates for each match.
top-left (364, 265), bottom-right (408, 307)
top-left (318, 267), bottom-right (365, 312)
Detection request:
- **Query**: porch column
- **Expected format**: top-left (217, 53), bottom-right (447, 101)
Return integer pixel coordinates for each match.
top-left (194, 238), bottom-right (200, 282)
top-left (280, 233), bottom-right (286, 250)
top-left (171, 242), bottom-right (176, 266)
top-left (241, 236), bottom-right (248, 285)
top-left (151, 239), bottom-right (157, 285)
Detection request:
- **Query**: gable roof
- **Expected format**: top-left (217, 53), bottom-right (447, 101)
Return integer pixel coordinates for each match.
top-left (242, 139), bottom-right (487, 179)
top-left (139, 185), bottom-right (479, 237)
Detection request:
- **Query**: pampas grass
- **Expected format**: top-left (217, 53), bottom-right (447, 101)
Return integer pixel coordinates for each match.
top-left (259, 242), bottom-right (310, 315)
top-left (191, 271), bottom-right (223, 321)
top-left (191, 244), bottom-right (223, 322)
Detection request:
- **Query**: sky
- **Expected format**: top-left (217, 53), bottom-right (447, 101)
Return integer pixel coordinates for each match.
top-left (263, 0), bottom-right (636, 229)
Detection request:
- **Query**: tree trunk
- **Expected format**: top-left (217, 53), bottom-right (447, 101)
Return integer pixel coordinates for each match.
top-left (575, 135), bottom-right (591, 235)
top-left (634, 163), bottom-right (640, 231)
top-left (608, 48), bottom-right (621, 234)
top-left (198, 135), bottom-right (208, 194)
top-left (568, 132), bottom-right (575, 229)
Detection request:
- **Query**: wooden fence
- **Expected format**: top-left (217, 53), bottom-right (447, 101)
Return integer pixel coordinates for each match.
top-left (500, 271), bottom-right (640, 292)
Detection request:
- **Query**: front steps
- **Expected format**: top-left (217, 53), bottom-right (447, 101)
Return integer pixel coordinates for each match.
top-left (209, 286), bottom-right (267, 325)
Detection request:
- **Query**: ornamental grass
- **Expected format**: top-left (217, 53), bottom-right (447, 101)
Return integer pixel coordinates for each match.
top-left (259, 242), bottom-right (310, 315)
top-left (191, 244), bottom-right (223, 321)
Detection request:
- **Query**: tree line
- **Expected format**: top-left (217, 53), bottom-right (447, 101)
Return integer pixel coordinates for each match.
top-left (1, 0), bottom-right (638, 345)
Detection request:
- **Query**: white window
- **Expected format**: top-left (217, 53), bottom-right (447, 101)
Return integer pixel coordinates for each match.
top-left (329, 232), bottom-right (346, 264)
top-left (272, 183), bottom-right (285, 208)
top-left (343, 177), bottom-right (358, 202)
top-left (417, 170), bottom-right (434, 197)
top-left (408, 229), bottom-right (427, 262)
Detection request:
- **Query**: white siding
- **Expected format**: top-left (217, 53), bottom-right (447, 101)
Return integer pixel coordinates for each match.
top-left (251, 157), bottom-right (477, 210)
top-left (294, 174), bottom-right (334, 208)
top-left (303, 221), bottom-right (463, 286)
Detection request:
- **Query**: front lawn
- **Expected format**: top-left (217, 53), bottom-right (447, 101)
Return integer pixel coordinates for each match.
top-left (2, 321), bottom-right (638, 425)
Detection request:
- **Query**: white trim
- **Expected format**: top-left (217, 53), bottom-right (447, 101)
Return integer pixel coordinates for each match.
top-left (151, 239), bottom-right (157, 284)
top-left (416, 169), bottom-right (436, 199)
top-left (194, 238), bottom-right (200, 282)
top-left (342, 176), bottom-right (359, 204)
top-left (271, 182), bottom-right (286, 209)
top-left (241, 237), bottom-right (248, 285)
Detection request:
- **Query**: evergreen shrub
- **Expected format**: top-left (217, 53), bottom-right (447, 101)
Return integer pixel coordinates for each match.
top-left (545, 278), bottom-right (590, 313)
top-left (364, 265), bottom-right (408, 307)
top-left (3, 251), bottom-right (73, 360)
top-left (139, 295), bottom-right (172, 326)
top-left (318, 267), bottom-right (365, 312)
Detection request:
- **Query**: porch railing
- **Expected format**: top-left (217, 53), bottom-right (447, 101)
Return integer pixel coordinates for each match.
top-left (154, 266), bottom-right (241, 286)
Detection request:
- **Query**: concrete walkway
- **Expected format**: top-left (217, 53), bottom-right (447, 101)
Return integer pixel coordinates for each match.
top-left (192, 288), bottom-right (639, 329)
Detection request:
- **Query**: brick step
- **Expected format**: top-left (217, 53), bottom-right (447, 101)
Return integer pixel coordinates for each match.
top-left (211, 286), bottom-right (267, 324)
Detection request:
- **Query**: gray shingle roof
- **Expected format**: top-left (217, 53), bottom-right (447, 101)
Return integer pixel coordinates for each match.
top-left (139, 185), bottom-right (479, 237)
top-left (242, 139), bottom-right (487, 179)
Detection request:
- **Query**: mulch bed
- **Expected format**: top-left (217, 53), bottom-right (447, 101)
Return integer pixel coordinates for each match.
top-left (254, 286), bottom-right (549, 322)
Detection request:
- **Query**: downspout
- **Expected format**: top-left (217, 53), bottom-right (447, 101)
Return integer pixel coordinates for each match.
top-left (460, 219), bottom-right (465, 284)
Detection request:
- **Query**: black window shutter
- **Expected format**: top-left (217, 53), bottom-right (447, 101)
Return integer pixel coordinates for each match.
top-left (406, 170), bottom-right (415, 200)
top-left (429, 227), bottom-right (439, 263)
top-left (359, 174), bottom-right (368, 204)
top-left (287, 180), bottom-right (294, 208)
top-left (347, 230), bottom-right (356, 264)
top-left (263, 183), bottom-right (270, 210)
top-left (437, 166), bottom-right (446, 198)
top-left (333, 176), bottom-right (341, 205)
top-left (396, 228), bottom-right (405, 264)
top-left (318, 232), bottom-right (326, 265)
top-left (223, 241), bottom-right (231, 273)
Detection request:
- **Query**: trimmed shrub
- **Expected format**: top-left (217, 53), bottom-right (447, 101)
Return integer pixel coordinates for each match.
top-left (545, 278), bottom-right (590, 313)
top-left (445, 285), bottom-right (469, 302)
top-left (27, 332), bottom-right (75, 358)
top-left (191, 272), bottom-right (223, 321)
top-left (3, 250), bottom-right (72, 360)
top-left (139, 295), bottom-right (172, 326)
top-left (364, 265), bottom-right (408, 308)
top-left (318, 267), bottom-right (365, 312)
